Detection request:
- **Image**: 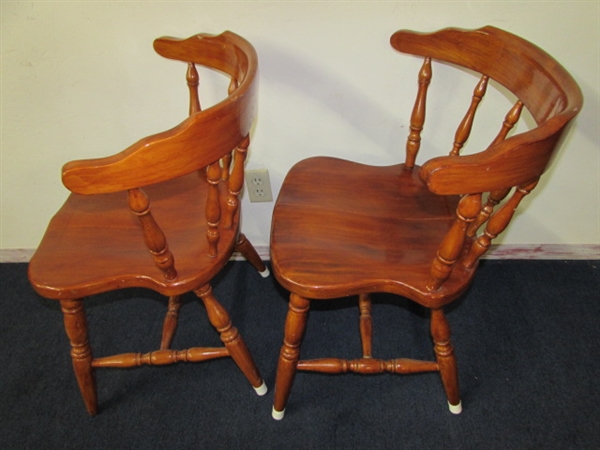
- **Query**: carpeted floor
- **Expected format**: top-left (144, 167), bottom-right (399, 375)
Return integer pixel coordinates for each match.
top-left (1, 260), bottom-right (599, 449)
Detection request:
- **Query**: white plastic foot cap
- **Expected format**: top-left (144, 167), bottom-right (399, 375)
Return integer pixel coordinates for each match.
top-left (254, 381), bottom-right (268, 396)
top-left (272, 407), bottom-right (285, 420)
top-left (448, 400), bottom-right (463, 414)
top-left (259, 267), bottom-right (270, 278)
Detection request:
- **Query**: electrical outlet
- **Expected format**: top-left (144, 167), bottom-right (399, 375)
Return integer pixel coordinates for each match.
top-left (245, 169), bottom-right (273, 202)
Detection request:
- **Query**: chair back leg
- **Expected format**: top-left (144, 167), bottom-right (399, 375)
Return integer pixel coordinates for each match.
top-left (160, 295), bottom-right (183, 350)
top-left (235, 233), bottom-right (270, 277)
top-left (358, 294), bottom-right (373, 358)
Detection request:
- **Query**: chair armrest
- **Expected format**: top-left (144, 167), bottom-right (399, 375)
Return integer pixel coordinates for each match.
top-left (62, 117), bottom-right (199, 194)
top-left (419, 120), bottom-right (565, 195)
top-left (62, 79), bottom-right (256, 195)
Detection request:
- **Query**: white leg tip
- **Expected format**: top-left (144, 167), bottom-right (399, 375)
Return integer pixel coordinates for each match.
top-left (259, 267), bottom-right (270, 278)
top-left (272, 407), bottom-right (285, 420)
top-left (253, 381), bottom-right (268, 396)
top-left (448, 400), bottom-right (462, 414)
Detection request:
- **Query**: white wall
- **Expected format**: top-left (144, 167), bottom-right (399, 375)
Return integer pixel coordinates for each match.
top-left (2, 1), bottom-right (599, 257)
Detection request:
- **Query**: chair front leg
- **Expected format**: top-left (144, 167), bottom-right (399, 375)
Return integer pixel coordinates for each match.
top-left (272, 293), bottom-right (310, 420)
top-left (430, 308), bottom-right (462, 414)
top-left (60, 299), bottom-right (98, 415)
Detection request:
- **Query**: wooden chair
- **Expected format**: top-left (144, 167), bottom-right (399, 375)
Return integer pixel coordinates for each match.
top-left (28, 31), bottom-right (269, 415)
top-left (269, 26), bottom-right (583, 419)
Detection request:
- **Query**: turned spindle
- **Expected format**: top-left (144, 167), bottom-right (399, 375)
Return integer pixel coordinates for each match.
top-left (205, 162), bottom-right (222, 257)
top-left (405, 57), bottom-right (431, 169)
top-left (128, 188), bottom-right (177, 280)
top-left (187, 62), bottom-right (201, 115)
top-left (223, 136), bottom-right (250, 229)
top-left (449, 75), bottom-right (489, 156)
top-left (427, 193), bottom-right (481, 291)
top-left (464, 180), bottom-right (538, 268)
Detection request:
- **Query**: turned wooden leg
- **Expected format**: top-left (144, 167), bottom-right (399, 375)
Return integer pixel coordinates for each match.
top-left (60, 299), bottom-right (98, 415)
top-left (430, 308), bottom-right (462, 414)
top-left (235, 233), bottom-right (269, 277)
top-left (160, 295), bottom-right (182, 350)
top-left (272, 293), bottom-right (310, 420)
top-left (194, 284), bottom-right (266, 396)
top-left (358, 294), bottom-right (373, 358)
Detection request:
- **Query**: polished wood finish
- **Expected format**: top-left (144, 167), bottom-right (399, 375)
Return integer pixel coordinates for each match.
top-left (270, 26), bottom-right (582, 418)
top-left (28, 31), bottom-right (267, 414)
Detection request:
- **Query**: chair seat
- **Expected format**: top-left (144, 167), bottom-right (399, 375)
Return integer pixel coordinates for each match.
top-left (29, 172), bottom-right (237, 300)
top-left (270, 157), bottom-right (476, 307)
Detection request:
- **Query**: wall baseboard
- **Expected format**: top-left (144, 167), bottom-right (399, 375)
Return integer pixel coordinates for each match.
top-left (1, 249), bottom-right (36, 263)
top-left (2, 244), bottom-right (598, 264)
top-left (482, 244), bottom-right (599, 260)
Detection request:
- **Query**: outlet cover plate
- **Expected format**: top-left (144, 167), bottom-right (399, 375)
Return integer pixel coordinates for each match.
top-left (245, 169), bottom-right (273, 202)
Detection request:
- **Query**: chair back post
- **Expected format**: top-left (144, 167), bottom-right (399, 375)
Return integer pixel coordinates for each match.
top-left (391, 26), bottom-right (583, 285)
top-left (59, 32), bottom-right (258, 262)
top-left (405, 57), bottom-right (431, 169)
top-left (449, 75), bottom-right (489, 156)
top-left (62, 31), bottom-right (258, 195)
top-left (205, 161), bottom-right (222, 257)
top-left (152, 31), bottom-right (258, 258)
top-left (187, 62), bottom-right (201, 115)
top-left (223, 135), bottom-right (250, 230)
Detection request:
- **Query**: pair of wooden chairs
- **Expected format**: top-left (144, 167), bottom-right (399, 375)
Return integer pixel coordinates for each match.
top-left (29, 27), bottom-right (582, 418)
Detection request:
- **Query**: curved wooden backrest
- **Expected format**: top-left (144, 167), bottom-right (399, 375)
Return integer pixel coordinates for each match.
top-left (62, 31), bottom-right (258, 195)
top-left (390, 26), bottom-right (583, 195)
